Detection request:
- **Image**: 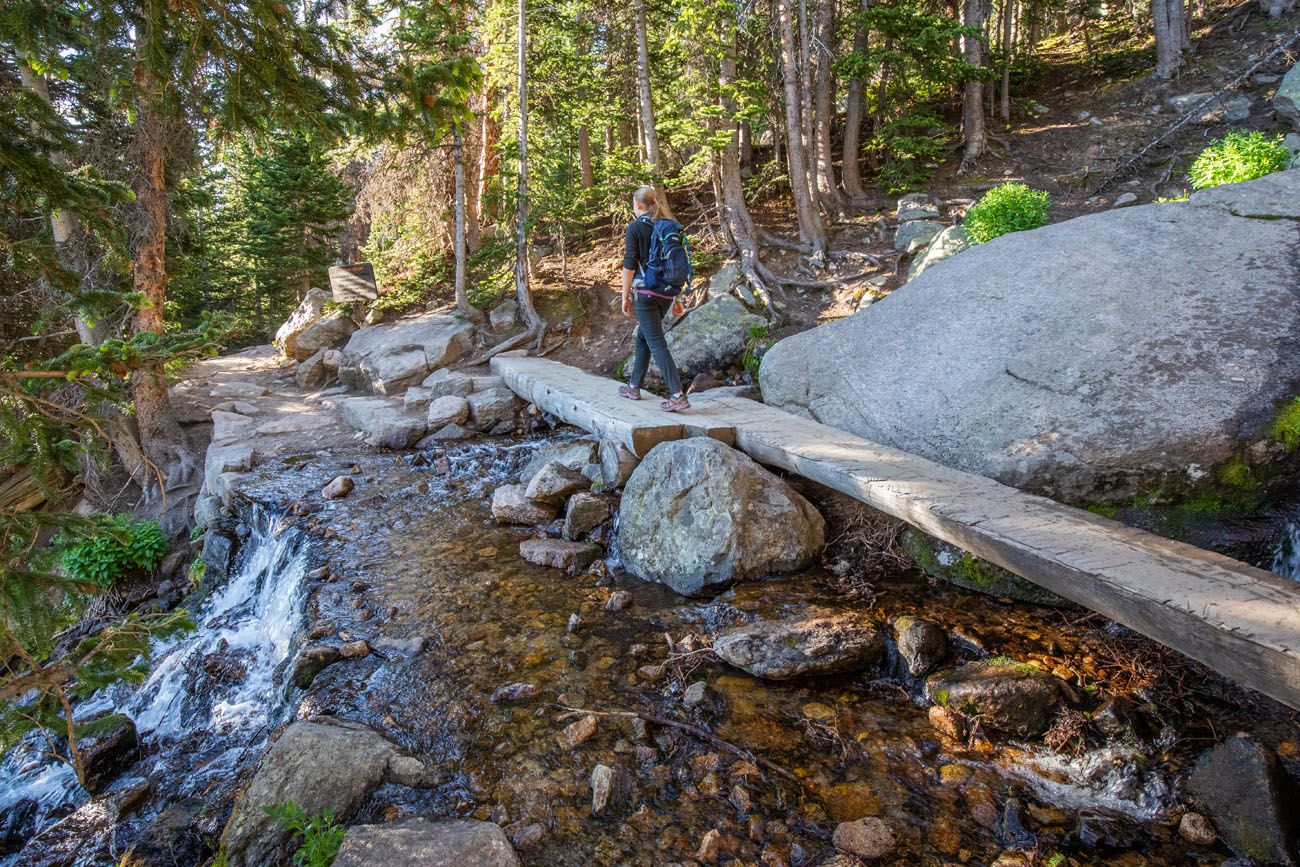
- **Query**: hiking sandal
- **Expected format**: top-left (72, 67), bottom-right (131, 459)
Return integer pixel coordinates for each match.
top-left (660, 392), bottom-right (689, 413)
top-left (618, 384), bottom-right (641, 400)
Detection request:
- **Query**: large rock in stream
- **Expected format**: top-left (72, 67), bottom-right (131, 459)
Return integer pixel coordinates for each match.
top-left (618, 438), bottom-right (825, 596)
top-left (221, 719), bottom-right (399, 867)
top-left (759, 170), bottom-right (1300, 505)
top-left (712, 610), bottom-right (885, 679)
top-left (338, 312), bottom-right (475, 395)
top-left (1187, 733), bottom-right (1299, 864)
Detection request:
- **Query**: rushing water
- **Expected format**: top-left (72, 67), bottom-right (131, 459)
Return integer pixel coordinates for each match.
top-left (0, 508), bottom-right (309, 865)
top-left (1271, 518), bottom-right (1300, 580)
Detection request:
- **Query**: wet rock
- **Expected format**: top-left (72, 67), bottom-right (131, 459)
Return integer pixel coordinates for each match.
top-left (386, 755), bottom-right (439, 788)
top-left (468, 387), bottom-right (523, 428)
top-left (372, 635), bottom-right (427, 656)
top-left (519, 539), bottom-right (601, 574)
top-left (926, 659), bottom-right (1066, 737)
top-left (274, 288), bottom-right (328, 359)
top-left (590, 763), bottom-right (628, 817)
top-left (490, 484), bottom-right (559, 525)
top-left (510, 822), bottom-right (547, 850)
top-left (333, 818), bottom-right (521, 867)
top-left (1074, 814), bottom-right (1139, 850)
top-left (292, 645), bottom-right (342, 689)
top-left (425, 422), bottom-right (477, 442)
top-left (619, 438), bottom-right (825, 596)
top-left (1091, 697), bottom-right (1141, 741)
top-left (221, 720), bottom-right (398, 867)
top-left (832, 817), bottom-right (896, 859)
top-left (201, 528), bottom-right (238, 579)
top-left (903, 530), bottom-right (1075, 607)
top-left (524, 461), bottom-right (590, 504)
top-left (892, 615), bottom-right (949, 677)
top-left (323, 475), bottom-right (355, 499)
top-left (894, 219), bottom-right (944, 255)
top-left (995, 798), bottom-right (1035, 849)
top-left (557, 715), bottom-right (599, 749)
top-left (598, 439), bottom-right (639, 489)
top-left (295, 311), bottom-right (358, 362)
top-left (491, 682), bottom-right (541, 703)
top-left (78, 713), bottom-right (139, 795)
top-left (427, 395), bottom-right (470, 429)
top-left (927, 705), bottom-right (968, 740)
top-left (338, 397), bottom-right (428, 449)
top-left (563, 493), bottom-right (610, 540)
top-left (683, 681), bottom-right (712, 708)
top-left (338, 312), bottom-right (475, 395)
top-left (521, 440), bottom-right (600, 485)
top-left (696, 828), bottom-right (723, 863)
top-left (296, 347), bottom-right (333, 389)
top-left (605, 590), bottom-right (632, 611)
top-left (340, 640), bottom-right (371, 659)
top-left (1187, 733), bottom-right (1299, 865)
top-left (0, 798), bottom-right (39, 853)
top-left (1179, 811), bottom-right (1217, 846)
top-left (566, 612), bottom-right (582, 633)
top-left (712, 611), bottom-right (884, 679)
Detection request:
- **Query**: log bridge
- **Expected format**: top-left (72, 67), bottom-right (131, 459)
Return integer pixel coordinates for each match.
top-left (492, 355), bottom-right (1300, 711)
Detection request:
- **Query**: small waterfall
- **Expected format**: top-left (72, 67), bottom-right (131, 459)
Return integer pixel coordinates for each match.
top-left (0, 507), bottom-right (309, 862)
top-left (1271, 518), bottom-right (1300, 581)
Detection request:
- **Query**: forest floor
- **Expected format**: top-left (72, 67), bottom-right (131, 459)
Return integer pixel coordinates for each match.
top-left (511, 0), bottom-right (1296, 382)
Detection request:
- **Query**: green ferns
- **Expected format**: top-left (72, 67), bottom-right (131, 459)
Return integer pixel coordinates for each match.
top-left (963, 183), bottom-right (1051, 244)
top-left (268, 802), bottom-right (347, 867)
top-left (59, 515), bottom-right (167, 588)
top-left (1189, 130), bottom-right (1290, 190)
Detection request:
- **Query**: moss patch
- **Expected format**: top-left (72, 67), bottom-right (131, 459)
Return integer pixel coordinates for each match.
top-left (901, 529), bottom-right (1077, 608)
top-left (1270, 398), bottom-right (1300, 452)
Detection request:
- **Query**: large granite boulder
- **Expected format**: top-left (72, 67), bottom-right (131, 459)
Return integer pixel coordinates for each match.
top-left (906, 225), bottom-right (973, 281)
top-left (760, 171), bottom-right (1300, 504)
top-left (338, 396), bottom-right (428, 449)
top-left (295, 311), bottom-right (357, 362)
top-left (274, 287), bottom-right (328, 360)
top-left (625, 294), bottom-right (767, 381)
top-left (926, 659), bottom-right (1067, 737)
top-left (221, 720), bottom-right (399, 867)
top-left (338, 313), bottom-right (476, 395)
top-left (1187, 733), bottom-right (1299, 865)
top-left (1276, 62), bottom-right (1300, 130)
top-left (618, 438), bottom-right (825, 595)
top-left (334, 819), bottom-right (521, 867)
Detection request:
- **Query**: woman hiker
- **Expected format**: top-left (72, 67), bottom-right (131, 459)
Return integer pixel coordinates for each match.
top-left (619, 185), bottom-right (690, 412)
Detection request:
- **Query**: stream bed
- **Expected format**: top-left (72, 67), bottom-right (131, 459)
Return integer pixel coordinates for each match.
top-left (4, 432), bottom-right (1299, 865)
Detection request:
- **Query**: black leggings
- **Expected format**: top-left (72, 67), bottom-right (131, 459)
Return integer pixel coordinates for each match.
top-left (629, 293), bottom-right (684, 395)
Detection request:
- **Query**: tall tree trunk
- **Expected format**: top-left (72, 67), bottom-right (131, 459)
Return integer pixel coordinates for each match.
top-left (578, 126), bottom-right (594, 189)
top-left (515, 0), bottom-right (543, 336)
top-left (813, 0), bottom-right (846, 217)
top-left (798, 0), bottom-right (822, 216)
top-left (841, 0), bottom-right (871, 200)
top-left (738, 121), bottom-right (753, 174)
top-left (777, 0), bottom-right (828, 262)
top-left (960, 0), bottom-right (989, 170)
top-left (130, 93), bottom-right (193, 492)
top-left (453, 131), bottom-right (484, 324)
top-left (999, 0), bottom-right (1013, 123)
top-left (478, 93), bottom-right (499, 224)
top-left (633, 0), bottom-right (672, 218)
top-left (1151, 0), bottom-right (1180, 79)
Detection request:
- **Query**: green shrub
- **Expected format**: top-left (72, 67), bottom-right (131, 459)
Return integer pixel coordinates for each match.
top-left (1188, 130), bottom-right (1290, 190)
top-left (267, 802), bottom-right (347, 867)
top-left (59, 515), bottom-right (167, 588)
top-left (963, 183), bottom-right (1051, 244)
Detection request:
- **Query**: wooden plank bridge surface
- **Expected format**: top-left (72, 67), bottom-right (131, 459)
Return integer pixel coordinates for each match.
top-left (493, 355), bottom-right (1300, 711)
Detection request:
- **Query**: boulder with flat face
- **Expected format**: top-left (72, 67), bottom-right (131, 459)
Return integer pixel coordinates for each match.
top-left (294, 310), bottom-right (357, 362)
top-left (618, 438), bottom-right (825, 595)
top-left (274, 287), bottom-right (328, 360)
top-left (338, 313), bottom-right (476, 395)
top-left (712, 611), bottom-right (885, 679)
top-left (760, 170), bottom-right (1300, 505)
top-left (1274, 62), bottom-right (1300, 130)
top-left (333, 819), bottom-right (521, 867)
top-left (338, 397), bottom-right (428, 449)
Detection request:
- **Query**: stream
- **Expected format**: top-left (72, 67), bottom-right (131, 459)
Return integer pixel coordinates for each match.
top-left (3, 432), bottom-right (1297, 865)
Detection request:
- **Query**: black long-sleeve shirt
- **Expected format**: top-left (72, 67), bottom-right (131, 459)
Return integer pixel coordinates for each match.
top-left (622, 217), bottom-right (654, 273)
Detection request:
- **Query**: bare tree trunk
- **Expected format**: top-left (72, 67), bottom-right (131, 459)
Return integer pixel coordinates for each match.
top-left (578, 125), bottom-right (594, 189)
top-left (841, 0), bottom-right (870, 200)
top-left (738, 121), bottom-right (753, 174)
top-left (453, 132), bottom-right (485, 324)
top-left (960, 0), bottom-right (989, 170)
top-left (777, 0), bottom-right (828, 263)
top-left (1000, 0), bottom-right (1013, 124)
top-left (478, 92), bottom-right (499, 224)
top-left (813, 0), bottom-right (846, 218)
top-left (1151, 0), bottom-right (1180, 79)
top-left (634, 0), bottom-right (673, 218)
top-left (515, 0), bottom-right (543, 338)
top-left (798, 0), bottom-right (822, 217)
top-left (130, 93), bottom-right (194, 493)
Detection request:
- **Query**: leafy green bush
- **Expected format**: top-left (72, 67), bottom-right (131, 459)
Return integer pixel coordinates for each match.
top-left (267, 802), bottom-right (347, 867)
top-left (963, 183), bottom-right (1051, 244)
top-left (59, 515), bottom-right (168, 588)
top-left (1188, 130), bottom-right (1290, 190)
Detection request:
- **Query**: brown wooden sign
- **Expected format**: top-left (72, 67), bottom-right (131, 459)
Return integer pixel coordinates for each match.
top-left (329, 263), bottom-right (379, 303)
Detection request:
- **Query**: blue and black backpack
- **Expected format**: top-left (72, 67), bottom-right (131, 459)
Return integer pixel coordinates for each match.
top-left (642, 218), bottom-right (693, 297)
